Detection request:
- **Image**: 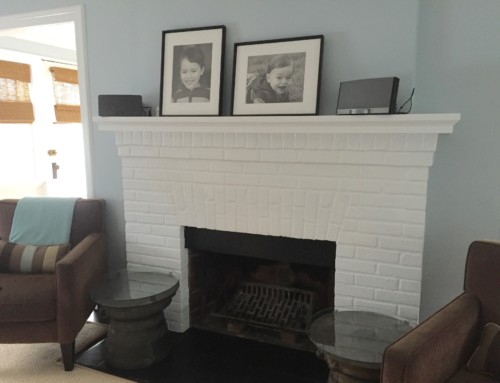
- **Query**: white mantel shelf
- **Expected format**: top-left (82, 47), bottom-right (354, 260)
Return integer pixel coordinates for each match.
top-left (94, 113), bottom-right (460, 134)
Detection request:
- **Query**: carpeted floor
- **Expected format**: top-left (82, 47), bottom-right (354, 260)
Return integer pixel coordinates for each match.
top-left (0, 322), bottom-right (133, 383)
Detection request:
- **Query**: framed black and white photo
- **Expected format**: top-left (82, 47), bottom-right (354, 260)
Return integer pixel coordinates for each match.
top-left (231, 35), bottom-right (323, 116)
top-left (160, 25), bottom-right (225, 116)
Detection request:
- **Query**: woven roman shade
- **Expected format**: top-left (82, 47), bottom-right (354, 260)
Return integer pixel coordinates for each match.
top-left (49, 66), bottom-right (81, 123)
top-left (0, 60), bottom-right (35, 123)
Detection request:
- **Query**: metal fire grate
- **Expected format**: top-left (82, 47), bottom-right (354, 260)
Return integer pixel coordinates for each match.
top-left (214, 282), bottom-right (314, 332)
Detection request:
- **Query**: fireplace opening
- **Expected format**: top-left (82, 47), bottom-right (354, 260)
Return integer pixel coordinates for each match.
top-left (185, 227), bottom-right (336, 352)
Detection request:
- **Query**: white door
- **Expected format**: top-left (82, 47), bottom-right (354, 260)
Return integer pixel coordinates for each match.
top-left (0, 7), bottom-right (92, 199)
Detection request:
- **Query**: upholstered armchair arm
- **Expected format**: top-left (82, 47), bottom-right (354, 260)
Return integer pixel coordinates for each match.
top-left (381, 293), bottom-right (481, 383)
top-left (55, 232), bottom-right (107, 343)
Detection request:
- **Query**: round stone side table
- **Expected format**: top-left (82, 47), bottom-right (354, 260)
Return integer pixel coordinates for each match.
top-left (307, 309), bottom-right (413, 383)
top-left (90, 269), bottom-right (179, 369)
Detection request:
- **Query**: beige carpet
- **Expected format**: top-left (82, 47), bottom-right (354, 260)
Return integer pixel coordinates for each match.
top-left (0, 322), bottom-right (133, 382)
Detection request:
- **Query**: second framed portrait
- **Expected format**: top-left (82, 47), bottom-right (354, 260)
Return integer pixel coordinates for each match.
top-left (160, 25), bottom-right (226, 116)
top-left (231, 35), bottom-right (324, 116)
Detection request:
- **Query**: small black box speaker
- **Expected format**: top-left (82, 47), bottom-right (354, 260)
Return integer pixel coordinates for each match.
top-left (98, 95), bottom-right (143, 116)
top-left (336, 77), bottom-right (399, 115)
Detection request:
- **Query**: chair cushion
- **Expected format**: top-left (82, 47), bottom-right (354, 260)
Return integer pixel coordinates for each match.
top-left (466, 322), bottom-right (500, 380)
top-left (0, 273), bottom-right (56, 322)
top-left (0, 240), bottom-right (69, 273)
top-left (447, 367), bottom-right (499, 383)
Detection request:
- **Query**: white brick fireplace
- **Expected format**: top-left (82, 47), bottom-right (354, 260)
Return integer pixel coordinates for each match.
top-left (96, 114), bottom-right (459, 332)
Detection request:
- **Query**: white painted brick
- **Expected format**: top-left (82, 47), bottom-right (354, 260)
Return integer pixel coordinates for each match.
top-left (346, 134), bottom-right (362, 150)
top-left (306, 134), bottom-right (320, 149)
top-left (181, 132), bottom-right (192, 146)
top-left (423, 134), bottom-right (438, 151)
top-left (340, 151), bottom-right (386, 165)
top-left (279, 163), bottom-right (317, 177)
top-left (336, 283), bottom-right (374, 299)
top-left (357, 221), bottom-right (403, 236)
top-left (293, 190), bottom-right (306, 207)
top-left (300, 150), bottom-right (340, 163)
top-left (167, 237), bottom-right (182, 249)
top-left (235, 133), bottom-right (246, 148)
top-left (223, 133), bottom-right (235, 147)
top-left (126, 223), bottom-right (152, 234)
top-left (225, 173), bottom-right (261, 186)
top-left (384, 152), bottom-right (434, 166)
top-left (404, 224), bottom-right (425, 239)
top-left (261, 150), bottom-right (299, 163)
top-left (382, 180), bottom-right (427, 196)
top-left (361, 134), bottom-right (377, 150)
top-left (294, 134), bottom-right (307, 149)
top-left (203, 132), bottom-right (214, 147)
top-left (152, 225), bottom-right (181, 238)
top-left (398, 305), bottom-right (420, 322)
top-left (172, 133), bottom-right (182, 146)
top-left (138, 234), bottom-right (165, 247)
top-left (336, 258), bottom-right (377, 274)
top-left (405, 134), bottom-right (424, 150)
top-left (191, 148), bottom-right (224, 160)
top-left (335, 271), bottom-right (355, 284)
top-left (118, 146), bottom-right (131, 156)
top-left (270, 133), bottom-right (283, 149)
top-left (400, 280), bottom-right (421, 293)
top-left (245, 133), bottom-right (258, 148)
top-left (159, 147), bottom-right (191, 158)
top-left (326, 223), bottom-right (341, 241)
top-left (245, 162), bottom-right (279, 174)
top-left (335, 296), bottom-right (354, 308)
top-left (261, 175), bottom-right (297, 189)
top-left (390, 134), bottom-right (407, 150)
top-left (225, 148), bottom-right (260, 161)
top-left (346, 206), bottom-right (425, 225)
top-left (257, 133), bottom-right (270, 148)
top-left (179, 160), bottom-right (209, 171)
top-left (400, 253), bottom-right (423, 267)
top-left (318, 134), bottom-right (334, 150)
top-left (299, 177), bottom-right (339, 190)
top-left (213, 133), bottom-right (224, 147)
top-left (404, 167), bottom-right (428, 181)
top-left (333, 134), bottom-right (347, 150)
top-left (131, 146), bottom-right (160, 157)
top-left (337, 231), bottom-right (377, 247)
top-left (379, 236), bottom-right (424, 253)
top-left (192, 132), bottom-right (203, 146)
top-left (124, 201), bottom-right (150, 213)
top-left (291, 207), bottom-right (305, 238)
top-left (355, 274), bottom-right (399, 290)
top-left (283, 134), bottom-right (294, 148)
top-left (132, 132), bottom-right (143, 145)
top-left (210, 160), bottom-right (243, 173)
top-left (356, 247), bottom-right (400, 264)
top-left (123, 190), bottom-right (135, 201)
top-left (375, 289), bottom-right (420, 306)
top-left (379, 264), bottom-right (421, 281)
top-left (340, 179), bottom-right (381, 193)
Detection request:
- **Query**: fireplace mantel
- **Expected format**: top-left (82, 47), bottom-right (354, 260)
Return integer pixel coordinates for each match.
top-left (96, 113), bottom-right (460, 332)
top-left (94, 114), bottom-right (459, 134)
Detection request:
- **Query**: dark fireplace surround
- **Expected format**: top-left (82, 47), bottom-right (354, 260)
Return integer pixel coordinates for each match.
top-left (185, 227), bottom-right (336, 351)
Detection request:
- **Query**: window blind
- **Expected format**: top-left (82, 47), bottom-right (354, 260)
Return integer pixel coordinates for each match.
top-left (49, 66), bottom-right (81, 123)
top-left (0, 60), bottom-right (35, 123)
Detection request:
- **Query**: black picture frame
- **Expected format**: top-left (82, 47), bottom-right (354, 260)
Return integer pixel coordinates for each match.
top-left (160, 25), bottom-right (226, 116)
top-left (231, 35), bottom-right (323, 116)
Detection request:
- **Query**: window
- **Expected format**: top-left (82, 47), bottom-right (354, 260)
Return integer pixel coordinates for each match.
top-left (49, 66), bottom-right (80, 123)
top-left (0, 60), bottom-right (35, 123)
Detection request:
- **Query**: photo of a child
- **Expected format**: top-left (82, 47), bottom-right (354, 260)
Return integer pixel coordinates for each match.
top-left (246, 53), bottom-right (306, 104)
top-left (172, 44), bottom-right (212, 103)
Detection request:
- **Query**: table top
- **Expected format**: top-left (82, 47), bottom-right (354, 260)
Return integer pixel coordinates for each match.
top-left (90, 269), bottom-right (179, 309)
top-left (307, 309), bottom-right (413, 369)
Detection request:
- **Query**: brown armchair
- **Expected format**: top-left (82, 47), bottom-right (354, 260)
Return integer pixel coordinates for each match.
top-left (381, 240), bottom-right (500, 383)
top-left (0, 198), bottom-right (107, 371)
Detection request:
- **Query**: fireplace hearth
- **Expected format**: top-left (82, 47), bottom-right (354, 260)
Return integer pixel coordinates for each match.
top-left (185, 227), bottom-right (335, 350)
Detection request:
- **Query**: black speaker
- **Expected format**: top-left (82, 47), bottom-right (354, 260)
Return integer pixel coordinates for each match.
top-left (98, 95), bottom-right (143, 116)
top-left (336, 77), bottom-right (399, 115)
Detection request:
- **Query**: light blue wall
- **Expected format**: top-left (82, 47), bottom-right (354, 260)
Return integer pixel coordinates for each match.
top-left (1, 0), bottom-right (420, 271)
top-left (416, 1), bottom-right (500, 319)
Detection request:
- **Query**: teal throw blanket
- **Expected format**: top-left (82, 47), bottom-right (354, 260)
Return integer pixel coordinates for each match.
top-left (9, 197), bottom-right (78, 245)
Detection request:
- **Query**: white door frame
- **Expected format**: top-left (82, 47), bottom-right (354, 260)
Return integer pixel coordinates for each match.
top-left (0, 5), bottom-right (94, 197)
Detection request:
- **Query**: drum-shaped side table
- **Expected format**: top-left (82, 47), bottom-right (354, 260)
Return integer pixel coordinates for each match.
top-left (90, 269), bottom-right (179, 369)
top-left (307, 309), bottom-right (413, 383)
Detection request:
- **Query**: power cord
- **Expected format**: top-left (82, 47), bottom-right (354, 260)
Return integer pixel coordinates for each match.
top-left (397, 88), bottom-right (415, 114)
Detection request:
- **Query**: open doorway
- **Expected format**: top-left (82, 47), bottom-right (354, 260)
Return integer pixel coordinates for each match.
top-left (0, 6), bottom-right (92, 198)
